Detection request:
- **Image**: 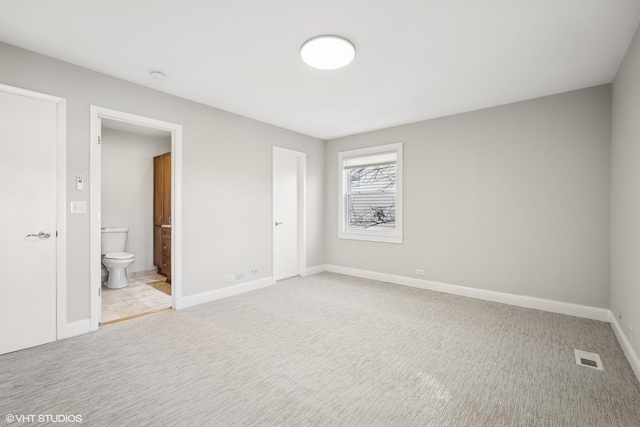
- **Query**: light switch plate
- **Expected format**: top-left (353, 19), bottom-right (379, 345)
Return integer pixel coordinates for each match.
top-left (70, 201), bottom-right (87, 214)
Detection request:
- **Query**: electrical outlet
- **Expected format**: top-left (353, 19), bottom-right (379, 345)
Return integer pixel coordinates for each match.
top-left (251, 268), bottom-right (259, 275)
top-left (236, 273), bottom-right (244, 280)
top-left (415, 269), bottom-right (424, 276)
top-left (628, 325), bottom-right (633, 339)
top-left (225, 275), bottom-right (234, 282)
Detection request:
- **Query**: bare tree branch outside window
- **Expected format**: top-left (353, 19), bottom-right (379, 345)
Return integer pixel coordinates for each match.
top-left (348, 164), bottom-right (396, 230)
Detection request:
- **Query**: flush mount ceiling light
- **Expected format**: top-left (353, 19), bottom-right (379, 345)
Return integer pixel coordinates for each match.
top-left (300, 35), bottom-right (356, 70)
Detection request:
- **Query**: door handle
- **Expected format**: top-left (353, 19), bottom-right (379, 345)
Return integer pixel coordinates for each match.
top-left (26, 231), bottom-right (51, 240)
top-left (275, 222), bottom-right (283, 226)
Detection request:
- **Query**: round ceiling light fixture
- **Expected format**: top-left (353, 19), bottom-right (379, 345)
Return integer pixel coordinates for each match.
top-left (300, 35), bottom-right (356, 70)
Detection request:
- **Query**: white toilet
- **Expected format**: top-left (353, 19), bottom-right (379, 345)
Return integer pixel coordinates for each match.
top-left (101, 227), bottom-right (135, 289)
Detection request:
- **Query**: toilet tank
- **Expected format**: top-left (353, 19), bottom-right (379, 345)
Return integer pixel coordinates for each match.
top-left (101, 227), bottom-right (129, 254)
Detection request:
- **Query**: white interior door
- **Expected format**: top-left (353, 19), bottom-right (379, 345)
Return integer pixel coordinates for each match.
top-left (0, 89), bottom-right (58, 354)
top-left (96, 118), bottom-right (102, 322)
top-left (273, 149), bottom-right (300, 281)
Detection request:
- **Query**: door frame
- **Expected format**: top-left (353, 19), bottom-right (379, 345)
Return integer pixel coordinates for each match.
top-left (272, 146), bottom-right (306, 282)
top-left (89, 106), bottom-right (183, 331)
top-left (0, 83), bottom-right (67, 339)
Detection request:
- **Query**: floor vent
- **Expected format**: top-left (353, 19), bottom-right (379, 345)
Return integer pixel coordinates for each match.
top-left (574, 349), bottom-right (603, 371)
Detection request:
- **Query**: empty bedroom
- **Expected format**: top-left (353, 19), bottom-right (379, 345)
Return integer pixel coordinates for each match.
top-left (1, 1), bottom-right (640, 426)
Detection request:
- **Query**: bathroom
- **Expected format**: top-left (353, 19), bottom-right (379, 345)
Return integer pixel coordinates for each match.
top-left (100, 119), bottom-right (172, 324)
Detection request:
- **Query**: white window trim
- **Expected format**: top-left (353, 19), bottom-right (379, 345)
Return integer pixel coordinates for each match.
top-left (338, 142), bottom-right (403, 244)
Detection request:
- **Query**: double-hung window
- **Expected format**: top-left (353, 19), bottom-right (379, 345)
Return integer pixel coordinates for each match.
top-left (338, 143), bottom-right (403, 243)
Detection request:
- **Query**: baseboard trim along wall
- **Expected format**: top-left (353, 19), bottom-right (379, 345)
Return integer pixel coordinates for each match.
top-left (59, 266), bottom-right (640, 383)
top-left (609, 311), bottom-right (640, 382)
top-left (304, 265), bottom-right (326, 276)
top-left (319, 264), bottom-right (640, 382)
top-left (180, 277), bottom-right (274, 309)
top-left (64, 319), bottom-right (91, 339)
top-left (322, 265), bottom-right (610, 321)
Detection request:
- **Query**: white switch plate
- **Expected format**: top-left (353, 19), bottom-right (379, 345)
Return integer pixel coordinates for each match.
top-left (76, 174), bottom-right (84, 191)
top-left (70, 201), bottom-right (87, 214)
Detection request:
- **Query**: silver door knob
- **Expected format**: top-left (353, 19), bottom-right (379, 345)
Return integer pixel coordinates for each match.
top-left (275, 222), bottom-right (283, 226)
top-left (26, 231), bottom-right (51, 240)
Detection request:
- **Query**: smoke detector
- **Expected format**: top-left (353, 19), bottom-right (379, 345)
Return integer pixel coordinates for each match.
top-left (150, 71), bottom-right (167, 81)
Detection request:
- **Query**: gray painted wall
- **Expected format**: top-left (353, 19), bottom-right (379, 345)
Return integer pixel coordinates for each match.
top-left (0, 39), bottom-right (622, 327)
top-left (101, 128), bottom-right (171, 274)
top-left (325, 86), bottom-right (611, 308)
top-left (611, 25), bottom-right (640, 357)
top-left (0, 42), bottom-right (325, 323)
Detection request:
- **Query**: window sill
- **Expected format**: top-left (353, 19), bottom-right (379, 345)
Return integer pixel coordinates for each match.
top-left (338, 233), bottom-right (403, 244)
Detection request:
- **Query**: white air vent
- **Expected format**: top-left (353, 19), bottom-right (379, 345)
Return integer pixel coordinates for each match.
top-left (574, 349), bottom-right (603, 371)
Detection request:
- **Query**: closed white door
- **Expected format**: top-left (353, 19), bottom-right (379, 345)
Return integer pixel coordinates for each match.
top-left (0, 89), bottom-right (58, 354)
top-left (273, 149), bottom-right (300, 281)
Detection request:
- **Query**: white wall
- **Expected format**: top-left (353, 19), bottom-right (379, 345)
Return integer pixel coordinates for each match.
top-left (0, 41), bottom-right (325, 322)
top-left (101, 128), bottom-right (171, 273)
top-left (611, 24), bottom-right (640, 358)
top-left (325, 86), bottom-right (611, 308)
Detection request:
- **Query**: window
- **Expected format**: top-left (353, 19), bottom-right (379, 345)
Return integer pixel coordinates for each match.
top-left (338, 143), bottom-right (403, 243)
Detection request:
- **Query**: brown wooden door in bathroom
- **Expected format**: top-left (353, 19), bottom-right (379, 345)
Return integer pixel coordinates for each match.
top-left (153, 155), bottom-right (163, 225)
top-left (153, 152), bottom-right (171, 277)
top-left (153, 152), bottom-right (171, 225)
top-left (162, 153), bottom-right (171, 224)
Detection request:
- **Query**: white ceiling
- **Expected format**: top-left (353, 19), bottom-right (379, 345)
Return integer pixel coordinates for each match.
top-left (1, 0), bottom-right (639, 140)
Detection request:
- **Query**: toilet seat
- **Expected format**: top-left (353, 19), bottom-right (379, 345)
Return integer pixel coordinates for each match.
top-left (104, 252), bottom-right (134, 261)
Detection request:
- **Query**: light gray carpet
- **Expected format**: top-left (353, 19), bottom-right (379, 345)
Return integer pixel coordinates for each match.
top-left (1, 272), bottom-right (639, 426)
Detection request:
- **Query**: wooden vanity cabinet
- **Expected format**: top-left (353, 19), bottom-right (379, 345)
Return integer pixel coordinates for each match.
top-left (161, 227), bottom-right (172, 283)
top-left (153, 226), bottom-right (163, 271)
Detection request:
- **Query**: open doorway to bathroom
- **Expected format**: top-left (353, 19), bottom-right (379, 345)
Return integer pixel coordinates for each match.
top-left (99, 120), bottom-right (172, 324)
top-left (89, 106), bottom-right (183, 331)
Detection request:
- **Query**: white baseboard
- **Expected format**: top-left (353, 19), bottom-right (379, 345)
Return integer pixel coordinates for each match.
top-left (300, 265), bottom-right (640, 377)
top-left (304, 264), bottom-right (327, 276)
top-left (609, 311), bottom-right (640, 382)
top-left (64, 319), bottom-right (91, 339)
top-left (324, 264), bottom-right (610, 322)
top-left (128, 268), bottom-right (158, 278)
top-left (180, 277), bottom-right (274, 309)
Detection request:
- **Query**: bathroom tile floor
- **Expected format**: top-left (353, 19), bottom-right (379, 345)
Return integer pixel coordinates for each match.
top-left (101, 273), bottom-right (171, 324)
top-left (146, 278), bottom-right (171, 296)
